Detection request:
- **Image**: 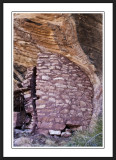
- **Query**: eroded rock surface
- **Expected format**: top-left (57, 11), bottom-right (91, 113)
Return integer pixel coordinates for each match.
top-left (72, 14), bottom-right (102, 77)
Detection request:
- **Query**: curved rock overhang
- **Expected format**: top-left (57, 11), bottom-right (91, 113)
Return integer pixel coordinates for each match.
top-left (13, 13), bottom-right (102, 132)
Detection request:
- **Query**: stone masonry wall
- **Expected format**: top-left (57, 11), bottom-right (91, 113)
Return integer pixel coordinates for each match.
top-left (22, 67), bottom-right (35, 129)
top-left (36, 52), bottom-right (94, 134)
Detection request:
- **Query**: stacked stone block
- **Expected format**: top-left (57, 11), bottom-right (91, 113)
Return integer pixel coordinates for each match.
top-left (21, 67), bottom-right (35, 129)
top-left (36, 52), bottom-right (94, 133)
top-left (14, 51), bottom-right (94, 135)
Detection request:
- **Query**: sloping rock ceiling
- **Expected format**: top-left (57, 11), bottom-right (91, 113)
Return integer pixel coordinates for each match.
top-left (72, 14), bottom-right (102, 77)
top-left (13, 13), bottom-right (103, 134)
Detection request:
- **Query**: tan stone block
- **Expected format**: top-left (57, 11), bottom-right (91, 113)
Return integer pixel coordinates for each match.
top-left (40, 122), bottom-right (53, 129)
top-left (81, 108), bottom-right (87, 112)
top-left (70, 110), bottom-right (75, 115)
top-left (36, 99), bottom-right (45, 105)
top-left (42, 117), bottom-right (54, 122)
top-left (41, 69), bottom-right (51, 73)
top-left (54, 123), bottom-right (65, 130)
top-left (53, 77), bottom-right (64, 80)
top-left (49, 66), bottom-right (55, 70)
top-left (77, 112), bottom-right (83, 117)
top-left (61, 132), bottom-right (71, 137)
top-left (55, 118), bottom-right (63, 123)
top-left (65, 99), bottom-right (71, 104)
top-left (87, 108), bottom-right (92, 112)
top-left (55, 83), bottom-right (67, 88)
top-left (41, 96), bottom-right (49, 100)
top-left (37, 105), bottom-right (46, 109)
top-left (49, 113), bottom-right (57, 116)
top-left (37, 129), bottom-right (49, 136)
top-left (36, 90), bottom-right (44, 96)
top-left (56, 100), bottom-right (63, 104)
top-left (49, 97), bottom-right (55, 102)
top-left (80, 101), bottom-right (86, 107)
top-left (37, 113), bottom-right (46, 116)
top-left (24, 94), bottom-right (31, 99)
top-left (61, 109), bottom-right (69, 114)
top-left (71, 105), bottom-right (77, 109)
top-left (88, 87), bottom-right (93, 90)
top-left (49, 130), bottom-right (61, 135)
top-left (29, 105), bottom-right (33, 108)
top-left (42, 75), bottom-right (50, 80)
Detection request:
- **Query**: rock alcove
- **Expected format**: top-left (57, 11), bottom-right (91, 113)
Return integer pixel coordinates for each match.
top-left (13, 13), bottom-right (102, 137)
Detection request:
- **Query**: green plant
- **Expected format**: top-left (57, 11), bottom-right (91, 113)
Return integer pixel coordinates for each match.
top-left (66, 117), bottom-right (103, 147)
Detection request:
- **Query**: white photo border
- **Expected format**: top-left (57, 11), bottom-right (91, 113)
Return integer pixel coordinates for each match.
top-left (3, 3), bottom-right (113, 157)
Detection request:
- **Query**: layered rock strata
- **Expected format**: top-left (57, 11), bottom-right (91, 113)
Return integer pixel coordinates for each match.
top-left (72, 14), bottom-right (102, 76)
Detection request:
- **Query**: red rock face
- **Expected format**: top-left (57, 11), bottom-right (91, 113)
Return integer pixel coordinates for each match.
top-left (21, 52), bottom-right (93, 133)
